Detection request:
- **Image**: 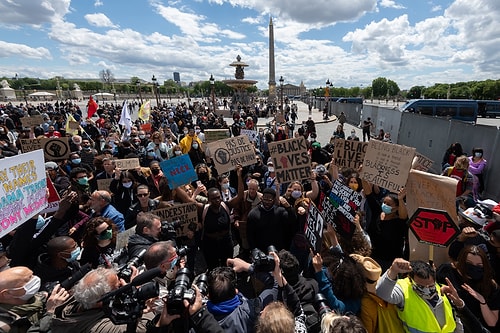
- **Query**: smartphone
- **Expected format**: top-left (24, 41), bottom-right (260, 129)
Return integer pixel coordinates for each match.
top-left (196, 180), bottom-right (202, 187)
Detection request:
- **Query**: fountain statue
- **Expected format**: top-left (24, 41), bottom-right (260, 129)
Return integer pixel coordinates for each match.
top-left (222, 55), bottom-right (257, 107)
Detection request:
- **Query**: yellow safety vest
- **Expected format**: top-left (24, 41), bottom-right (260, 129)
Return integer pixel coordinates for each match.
top-left (397, 278), bottom-right (456, 333)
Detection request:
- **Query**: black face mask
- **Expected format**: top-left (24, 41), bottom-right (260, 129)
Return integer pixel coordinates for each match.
top-left (198, 173), bottom-right (208, 181)
top-left (466, 263), bottom-right (484, 281)
top-left (151, 169), bottom-right (160, 176)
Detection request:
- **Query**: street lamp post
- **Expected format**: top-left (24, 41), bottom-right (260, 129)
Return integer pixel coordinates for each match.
top-left (279, 76), bottom-right (284, 114)
top-left (209, 74), bottom-right (216, 113)
top-left (324, 79), bottom-right (331, 119)
top-left (151, 75), bottom-right (160, 107)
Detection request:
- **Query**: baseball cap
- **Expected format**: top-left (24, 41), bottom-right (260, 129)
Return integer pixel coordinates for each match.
top-left (45, 161), bottom-right (58, 170)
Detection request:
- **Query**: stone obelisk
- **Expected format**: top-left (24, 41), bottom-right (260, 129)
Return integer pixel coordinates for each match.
top-left (268, 17), bottom-right (277, 105)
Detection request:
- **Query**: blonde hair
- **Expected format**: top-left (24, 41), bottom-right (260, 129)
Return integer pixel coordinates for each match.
top-left (256, 301), bottom-right (295, 333)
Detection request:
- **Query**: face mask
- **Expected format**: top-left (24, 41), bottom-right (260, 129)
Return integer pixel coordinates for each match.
top-left (195, 129), bottom-right (201, 134)
top-left (221, 183), bottom-right (230, 190)
top-left (198, 173), bottom-right (208, 181)
top-left (65, 247), bottom-right (81, 263)
top-left (192, 143), bottom-right (199, 150)
top-left (268, 167), bottom-right (275, 172)
top-left (71, 158), bottom-right (81, 164)
top-left (77, 177), bottom-right (89, 186)
top-left (381, 203), bottom-right (393, 214)
top-left (466, 263), bottom-right (484, 281)
top-left (36, 215), bottom-right (46, 230)
top-left (122, 182), bottom-right (133, 188)
top-left (97, 229), bottom-right (113, 241)
top-left (147, 152), bottom-right (155, 158)
top-left (474, 152), bottom-right (482, 158)
top-left (174, 150), bottom-right (182, 156)
top-left (291, 190), bottom-right (302, 199)
top-left (349, 183), bottom-right (359, 191)
top-left (412, 283), bottom-right (437, 300)
top-left (139, 135), bottom-right (145, 139)
top-left (83, 146), bottom-right (91, 151)
top-left (183, 130), bottom-right (188, 135)
top-left (12, 276), bottom-right (41, 301)
top-left (151, 169), bottom-right (160, 176)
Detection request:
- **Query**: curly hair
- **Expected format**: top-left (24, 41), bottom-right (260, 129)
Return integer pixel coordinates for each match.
top-left (322, 252), bottom-right (366, 299)
top-left (81, 217), bottom-right (117, 249)
top-left (73, 267), bottom-right (117, 309)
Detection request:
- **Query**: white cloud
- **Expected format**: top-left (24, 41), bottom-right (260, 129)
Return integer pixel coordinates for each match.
top-left (94, 0), bottom-right (103, 7)
top-left (0, 0), bottom-right (70, 25)
top-left (85, 13), bottom-right (118, 28)
top-left (0, 41), bottom-right (51, 59)
top-left (379, 0), bottom-right (405, 9)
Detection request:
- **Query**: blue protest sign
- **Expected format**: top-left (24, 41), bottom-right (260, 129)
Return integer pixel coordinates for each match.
top-left (160, 154), bottom-right (197, 189)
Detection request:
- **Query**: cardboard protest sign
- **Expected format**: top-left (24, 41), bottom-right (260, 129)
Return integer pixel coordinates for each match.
top-left (160, 154), bottom-right (197, 189)
top-left (268, 137), bottom-right (311, 183)
top-left (329, 180), bottom-right (363, 222)
top-left (40, 177), bottom-right (60, 214)
top-left (153, 203), bottom-right (198, 237)
top-left (241, 129), bottom-right (257, 142)
top-left (305, 201), bottom-right (324, 253)
top-left (21, 115), bottom-right (44, 128)
top-left (412, 152), bottom-right (434, 172)
top-left (360, 140), bottom-right (416, 192)
top-left (334, 139), bottom-right (368, 169)
top-left (0, 150), bottom-right (48, 238)
top-left (406, 169), bottom-right (458, 266)
top-left (207, 136), bottom-right (256, 174)
top-left (20, 137), bottom-right (70, 160)
top-left (68, 121), bottom-right (80, 130)
top-left (408, 208), bottom-right (459, 248)
top-left (97, 178), bottom-right (113, 191)
top-left (115, 226), bottom-right (136, 250)
top-left (204, 129), bottom-right (231, 143)
top-left (115, 158), bottom-right (140, 170)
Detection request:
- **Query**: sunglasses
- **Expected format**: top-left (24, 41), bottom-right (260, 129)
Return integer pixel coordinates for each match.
top-left (137, 193), bottom-right (149, 197)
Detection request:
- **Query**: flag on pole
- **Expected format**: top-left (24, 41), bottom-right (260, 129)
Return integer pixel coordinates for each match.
top-left (87, 95), bottom-right (98, 118)
top-left (138, 100), bottom-right (151, 121)
top-left (65, 113), bottom-right (81, 136)
top-left (119, 100), bottom-right (132, 140)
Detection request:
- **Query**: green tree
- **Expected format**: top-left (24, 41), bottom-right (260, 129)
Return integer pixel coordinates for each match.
top-left (372, 77), bottom-right (388, 98)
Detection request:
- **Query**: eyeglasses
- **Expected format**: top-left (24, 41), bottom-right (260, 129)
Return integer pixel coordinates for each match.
top-left (137, 193), bottom-right (149, 197)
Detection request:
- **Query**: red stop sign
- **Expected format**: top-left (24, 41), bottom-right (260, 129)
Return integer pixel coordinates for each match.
top-left (408, 208), bottom-right (460, 248)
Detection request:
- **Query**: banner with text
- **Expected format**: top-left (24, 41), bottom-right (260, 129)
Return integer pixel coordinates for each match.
top-left (204, 129), bottom-right (231, 143)
top-left (160, 154), bottom-right (197, 189)
top-left (305, 201), bottom-right (324, 253)
top-left (20, 137), bottom-right (70, 160)
top-left (269, 137), bottom-right (311, 183)
top-left (153, 202), bottom-right (198, 237)
top-left (207, 136), bottom-right (256, 174)
top-left (115, 158), bottom-right (140, 170)
top-left (0, 150), bottom-right (48, 238)
top-left (406, 169), bottom-right (458, 266)
top-left (361, 140), bottom-right (416, 192)
top-left (334, 139), bottom-right (368, 169)
top-left (241, 129), bottom-right (258, 142)
top-left (412, 152), bottom-right (434, 172)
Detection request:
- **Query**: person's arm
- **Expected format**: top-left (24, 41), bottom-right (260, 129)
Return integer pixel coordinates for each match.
top-left (375, 258), bottom-right (410, 307)
top-left (397, 187), bottom-right (408, 219)
top-left (461, 283), bottom-right (499, 327)
top-left (306, 171), bottom-right (319, 201)
top-left (468, 158), bottom-right (486, 175)
top-left (227, 165), bottom-right (243, 209)
top-left (271, 252), bottom-right (303, 317)
top-left (311, 252), bottom-right (346, 313)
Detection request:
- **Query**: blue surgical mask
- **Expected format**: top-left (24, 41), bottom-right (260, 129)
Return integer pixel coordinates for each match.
top-left (474, 152), bottom-right (482, 158)
top-left (122, 182), bottom-right (133, 188)
top-left (221, 183), bottom-right (230, 190)
top-left (77, 177), bottom-right (89, 186)
top-left (291, 190), bottom-right (302, 199)
top-left (36, 215), bottom-right (45, 230)
top-left (65, 247), bottom-right (81, 263)
top-left (381, 203), bottom-right (393, 214)
top-left (71, 158), bottom-right (81, 164)
top-left (192, 143), bottom-right (199, 150)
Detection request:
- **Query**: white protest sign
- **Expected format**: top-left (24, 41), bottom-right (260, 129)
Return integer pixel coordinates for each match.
top-left (0, 150), bottom-right (47, 238)
top-left (268, 137), bottom-right (311, 183)
top-left (207, 136), bottom-right (256, 174)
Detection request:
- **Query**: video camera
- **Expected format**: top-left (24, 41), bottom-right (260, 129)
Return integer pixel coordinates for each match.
top-left (314, 293), bottom-right (332, 319)
top-left (117, 248), bottom-right (147, 283)
top-left (166, 268), bottom-right (208, 315)
top-left (160, 221), bottom-right (180, 241)
top-left (250, 245), bottom-right (277, 273)
top-left (44, 263), bottom-right (92, 294)
top-left (101, 268), bottom-right (161, 325)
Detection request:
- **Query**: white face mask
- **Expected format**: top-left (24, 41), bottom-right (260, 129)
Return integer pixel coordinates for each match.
top-left (122, 182), bottom-right (133, 188)
top-left (174, 150), bottom-right (182, 156)
top-left (11, 276), bottom-right (41, 301)
top-left (268, 167), bottom-right (275, 173)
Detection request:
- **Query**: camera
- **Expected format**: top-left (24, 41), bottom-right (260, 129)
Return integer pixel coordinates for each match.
top-left (166, 268), bottom-right (208, 315)
top-left (118, 248), bottom-right (147, 283)
top-left (160, 221), bottom-right (179, 241)
top-left (314, 293), bottom-right (332, 319)
top-left (250, 245), bottom-right (277, 273)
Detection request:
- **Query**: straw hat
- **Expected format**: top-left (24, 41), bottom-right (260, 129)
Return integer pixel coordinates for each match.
top-left (350, 254), bottom-right (382, 294)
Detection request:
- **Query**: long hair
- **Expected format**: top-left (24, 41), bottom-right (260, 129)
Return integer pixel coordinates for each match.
top-left (322, 251), bottom-right (366, 299)
top-left (82, 217), bottom-right (118, 249)
top-left (456, 245), bottom-right (497, 297)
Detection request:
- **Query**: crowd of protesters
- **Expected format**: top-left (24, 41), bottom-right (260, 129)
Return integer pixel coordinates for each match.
top-left (0, 97), bottom-right (498, 333)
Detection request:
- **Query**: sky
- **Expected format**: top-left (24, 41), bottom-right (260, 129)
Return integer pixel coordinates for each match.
top-left (0, 0), bottom-right (499, 91)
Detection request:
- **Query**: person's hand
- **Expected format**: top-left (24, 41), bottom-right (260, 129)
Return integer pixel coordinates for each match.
top-left (388, 258), bottom-right (412, 279)
top-left (54, 191), bottom-right (78, 219)
top-left (310, 170), bottom-right (318, 180)
top-left (311, 250), bottom-right (323, 273)
top-left (126, 265), bottom-right (139, 284)
top-left (183, 285), bottom-right (203, 316)
top-left (233, 220), bottom-right (239, 228)
top-left (279, 196), bottom-right (291, 208)
top-left (458, 227), bottom-right (477, 241)
top-left (270, 252), bottom-right (286, 286)
top-left (45, 284), bottom-right (70, 313)
top-left (236, 164), bottom-right (243, 177)
top-left (462, 283), bottom-right (486, 304)
top-left (227, 257), bottom-right (251, 273)
top-left (157, 296), bottom-right (181, 327)
top-left (114, 167), bottom-right (121, 180)
top-left (397, 187), bottom-right (406, 200)
top-left (68, 227), bottom-right (76, 235)
top-left (440, 277), bottom-right (464, 308)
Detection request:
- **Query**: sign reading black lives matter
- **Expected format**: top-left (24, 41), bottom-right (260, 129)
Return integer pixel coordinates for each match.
top-left (20, 137), bottom-right (70, 160)
top-left (334, 139), bottom-right (368, 169)
top-left (207, 136), bottom-right (256, 174)
top-left (305, 202), bottom-right (324, 253)
top-left (361, 140), bottom-right (416, 192)
top-left (268, 137), bottom-right (311, 183)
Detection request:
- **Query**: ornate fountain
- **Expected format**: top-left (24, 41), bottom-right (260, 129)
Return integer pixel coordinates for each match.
top-left (222, 55), bottom-right (257, 107)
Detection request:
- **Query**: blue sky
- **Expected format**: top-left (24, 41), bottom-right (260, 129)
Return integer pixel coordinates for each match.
top-left (0, 0), bottom-right (499, 90)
